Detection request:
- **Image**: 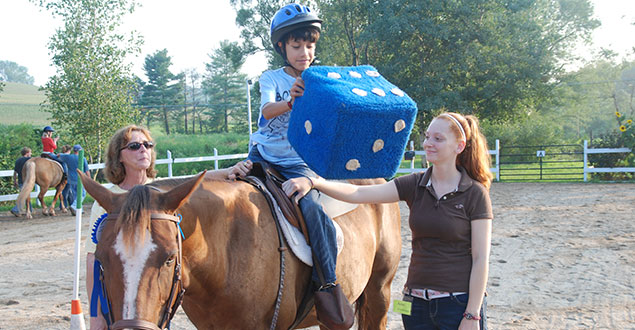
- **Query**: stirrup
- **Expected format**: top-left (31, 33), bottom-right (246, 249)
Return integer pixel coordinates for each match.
top-left (318, 282), bottom-right (337, 291)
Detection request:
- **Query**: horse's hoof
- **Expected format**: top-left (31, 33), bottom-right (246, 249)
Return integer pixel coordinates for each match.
top-left (26, 214), bottom-right (33, 219)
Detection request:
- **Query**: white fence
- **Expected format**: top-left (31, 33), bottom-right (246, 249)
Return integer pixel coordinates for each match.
top-left (0, 148), bottom-right (248, 203)
top-left (583, 140), bottom-right (634, 181)
top-left (1, 140), bottom-right (632, 203)
top-left (396, 139), bottom-right (501, 181)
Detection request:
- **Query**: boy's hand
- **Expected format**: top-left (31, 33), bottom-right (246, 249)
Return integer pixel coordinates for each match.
top-left (289, 77), bottom-right (305, 104)
top-left (282, 177), bottom-right (312, 204)
top-left (228, 159), bottom-right (252, 180)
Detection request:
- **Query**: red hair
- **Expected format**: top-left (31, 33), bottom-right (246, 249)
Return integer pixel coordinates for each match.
top-left (437, 112), bottom-right (492, 189)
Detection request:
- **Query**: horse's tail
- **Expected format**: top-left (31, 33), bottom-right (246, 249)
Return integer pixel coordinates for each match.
top-left (16, 160), bottom-right (36, 213)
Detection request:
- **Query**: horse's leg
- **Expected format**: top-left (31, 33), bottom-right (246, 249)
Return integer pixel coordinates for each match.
top-left (51, 185), bottom-right (67, 216)
top-left (39, 186), bottom-right (49, 216)
top-left (356, 204), bottom-right (402, 330)
top-left (25, 198), bottom-right (33, 219)
top-left (355, 267), bottom-right (396, 329)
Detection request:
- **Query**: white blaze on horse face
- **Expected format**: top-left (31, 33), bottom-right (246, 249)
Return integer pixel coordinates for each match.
top-left (114, 229), bottom-right (157, 319)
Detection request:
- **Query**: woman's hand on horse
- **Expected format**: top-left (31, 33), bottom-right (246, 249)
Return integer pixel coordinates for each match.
top-left (282, 177), bottom-right (312, 204)
top-left (228, 159), bottom-right (252, 180)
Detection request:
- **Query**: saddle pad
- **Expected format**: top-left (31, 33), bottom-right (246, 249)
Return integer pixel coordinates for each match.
top-left (251, 177), bottom-right (344, 266)
top-left (317, 184), bottom-right (358, 219)
top-left (42, 157), bottom-right (64, 172)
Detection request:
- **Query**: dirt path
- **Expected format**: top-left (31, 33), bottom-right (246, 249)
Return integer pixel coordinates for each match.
top-left (0, 182), bottom-right (633, 329)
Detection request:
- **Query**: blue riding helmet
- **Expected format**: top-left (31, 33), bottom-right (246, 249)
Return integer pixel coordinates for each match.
top-left (43, 126), bottom-right (54, 132)
top-left (270, 3), bottom-right (322, 56)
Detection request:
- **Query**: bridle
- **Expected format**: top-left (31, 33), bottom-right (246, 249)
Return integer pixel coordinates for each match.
top-left (98, 212), bottom-right (186, 330)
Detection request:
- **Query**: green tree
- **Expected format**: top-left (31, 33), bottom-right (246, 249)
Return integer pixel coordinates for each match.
top-left (37, 0), bottom-right (142, 165)
top-left (230, 0), bottom-right (300, 67)
top-left (183, 68), bottom-right (205, 134)
top-left (232, 0), bottom-right (599, 138)
top-left (0, 60), bottom-right (35, 85)
top-left (139, 49), bottom-right (184, 135)
top-left (203, 40), bottom-right (248, 133)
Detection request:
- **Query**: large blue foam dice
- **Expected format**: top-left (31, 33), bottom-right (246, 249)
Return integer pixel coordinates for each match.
top-left (288, 65), bottom-right (418, 179)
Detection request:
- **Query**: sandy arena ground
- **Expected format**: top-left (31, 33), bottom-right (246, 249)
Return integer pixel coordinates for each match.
top-left (0, 182), bottom-right (633, 329)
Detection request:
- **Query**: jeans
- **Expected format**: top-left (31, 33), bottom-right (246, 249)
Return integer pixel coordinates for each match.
top-left (402, 294), bottom-right (487, 330)
top-left (60, 182), bottom-right (77, 210)
top-left (247, 147), bottom-right (338, 285)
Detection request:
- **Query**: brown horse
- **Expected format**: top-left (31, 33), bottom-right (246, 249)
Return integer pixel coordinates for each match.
top-left (80, 170), bottom-right (401, 329)
top-left (16, 157), bottom-right (67, 219)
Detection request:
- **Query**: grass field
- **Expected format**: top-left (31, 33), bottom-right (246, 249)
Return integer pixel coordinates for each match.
top-left (0, 81), bottom-right (50, 126)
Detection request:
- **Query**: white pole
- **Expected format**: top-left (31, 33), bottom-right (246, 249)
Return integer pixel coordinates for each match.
top-left (246, 79), bottom-right (253, 136)
top-left (583, 140), bottom-right (588, 182)
top-left (214, 148), bottom-right (219, 170)
top-left (71, 149), bottom-right (86, 329)
top-left (496, 139), bottom-right (500, 181)
top-left (167, 150), bottom-right (173, 178)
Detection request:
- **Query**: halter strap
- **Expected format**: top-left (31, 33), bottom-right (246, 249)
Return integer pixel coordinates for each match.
top-left (96, 211), bottom-right (185, 330)
top-left (106, 212), bottom-right (180, 223)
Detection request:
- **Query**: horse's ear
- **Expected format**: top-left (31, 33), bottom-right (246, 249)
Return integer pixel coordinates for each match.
top-left (78, 169), bottom-right (116, 212)
top-left (161, 171), bottom-right (206, 212)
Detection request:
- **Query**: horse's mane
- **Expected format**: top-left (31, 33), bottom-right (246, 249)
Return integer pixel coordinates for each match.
top-left (114, 185), bottom-right (152, 252)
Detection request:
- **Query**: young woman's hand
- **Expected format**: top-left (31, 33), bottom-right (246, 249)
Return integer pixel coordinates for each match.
top-left (282, 177), bottom-right (313, 204)
top-left (459, 317), bottom-right (480, 330)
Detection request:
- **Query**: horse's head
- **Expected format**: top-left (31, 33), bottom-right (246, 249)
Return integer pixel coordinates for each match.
top-left (79, 170), bottom-right (205, 330)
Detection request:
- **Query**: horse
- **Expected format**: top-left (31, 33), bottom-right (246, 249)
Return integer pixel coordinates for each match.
top-left (79, 170), bottom-right (402, 329)
top-left (15, 157), bottom-right (68, 219)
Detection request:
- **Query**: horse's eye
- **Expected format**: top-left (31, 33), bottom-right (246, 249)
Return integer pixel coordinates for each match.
top-left (165, 255), bottom-right (176, 266)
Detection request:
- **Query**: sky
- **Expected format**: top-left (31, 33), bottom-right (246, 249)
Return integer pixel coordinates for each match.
top-left (0, 0), bottom-right (634, 87)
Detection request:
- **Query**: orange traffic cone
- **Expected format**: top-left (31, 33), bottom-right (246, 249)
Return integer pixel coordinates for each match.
top-left (70, 299), bottom-right (86, 330)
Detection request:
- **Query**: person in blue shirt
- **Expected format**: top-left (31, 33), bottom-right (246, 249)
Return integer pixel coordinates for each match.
top-left (59, 144), bottom-right (89, 215)
top-left (237, 4), bottom-right (354, 329)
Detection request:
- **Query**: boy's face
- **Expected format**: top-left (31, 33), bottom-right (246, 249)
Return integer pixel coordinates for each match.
top-left (280, 37), bottom-right (316, 72)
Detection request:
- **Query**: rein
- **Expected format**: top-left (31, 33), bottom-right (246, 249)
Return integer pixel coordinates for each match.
top-left (95, 212), bottom-right (186, 330)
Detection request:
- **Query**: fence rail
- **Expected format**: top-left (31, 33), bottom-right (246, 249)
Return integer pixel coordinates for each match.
top-left (0, 149), bottom-right (247, 203)
top-left (583, 140), bottom-right (634, 181)
top-left (1, 140), bottom-right (632, 203)
top-left (396, 139), bottom-right (501, 181)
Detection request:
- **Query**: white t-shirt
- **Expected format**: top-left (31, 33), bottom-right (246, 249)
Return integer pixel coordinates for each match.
top-left (249, 67), bottom-right (305, 167)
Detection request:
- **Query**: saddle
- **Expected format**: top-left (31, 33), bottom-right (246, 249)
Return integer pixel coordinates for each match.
top-left (244, 162), bottom-right (310, 243)
top-left (40, 153), bottom-right (67, 181)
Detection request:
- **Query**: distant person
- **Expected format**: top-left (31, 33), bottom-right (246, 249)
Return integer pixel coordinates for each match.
top-left (11, 147), bottom-right (32, 217)
top-left (41, 125), bottom-right (68, 176)
top-left (284, 112), bottom-right (493, 330)
top-left (59, 144), bottom-right (89, 215)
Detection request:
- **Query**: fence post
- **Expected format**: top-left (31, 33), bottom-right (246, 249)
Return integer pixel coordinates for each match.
top-left (167, 150), bottom-right (173, 178)
top-left (583, 140), bottom-right (588, 182)
top-left (496, 139), bottom-right (500, 181)
top-left (214, 148), bottom-right (219, 170)
top-left (409, 141), bottom-right (415, 170)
